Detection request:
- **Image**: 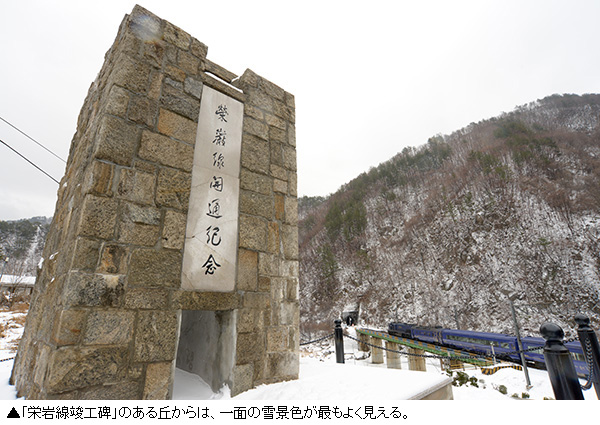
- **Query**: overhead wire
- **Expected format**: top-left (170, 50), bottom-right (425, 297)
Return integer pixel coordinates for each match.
top-left (0, 115), bottom-right (66, 164)
top-left (0, 138), bottom-right (60, 185)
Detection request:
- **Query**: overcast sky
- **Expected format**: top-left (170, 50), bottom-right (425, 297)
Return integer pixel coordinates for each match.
top-left (1, 0), bottom-right (600, 220)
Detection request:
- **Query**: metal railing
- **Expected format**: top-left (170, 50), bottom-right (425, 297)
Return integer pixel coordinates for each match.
top-left (303, 313), bottom-right (600, 400)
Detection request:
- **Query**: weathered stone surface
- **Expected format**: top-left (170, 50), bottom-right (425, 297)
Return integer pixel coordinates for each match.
top-left (165, 65), bottom-right (186, 83)
top-left (71, 237), bottom-right (100, 272)
top-left (139, 130), bottom-right (194, 172)
top-left (129, 248), bottom-right (182, 287)
top-left (94, 116), bottom-right (140, 166)
top-left (244, 87), bottom-right (274, 112)
top-left (266, 352), bottom-right (299, 378)
top-left (240, 169), bottom-right (272, 196)
top-left (78, 195), bottom-right (118, 239)
top-left (52, 309), bottom-right (87, 346)
top-left (156, 167), bottom-right (191, 210)
top-left (237, 308), bottom-right (263, 334)
top-left (274, 194), bottom-right (285, 221)
top-left (63, 272), bottom-right (124, 308)
top-left (126, 204), bottom-right (161, 227)
top-left (282, 145), bottom-right (296, 171)
top-left (270, 277), bottom-right (286, 301)
top-left (178, 50), bottom-right (200, 75)
top-left (241, 135), bottom-right (270, 174)
top-left (243, 292), bottom-right (270, 310)
top-left (288, 173), bottom-right (297, 196)
top-left (109, 54), bottom-right (151, 94)
top-left (237, 249), bottom-right (258, 291)
top-left (244, 104), bottom-right (264, 121)
top-left (84, 161), bottom-right (115, 197)
top-left (281, 224), bottom-right (299, 260)
top-left (163, 21), bottom-right (191, 50)
top-left (125, 287), bottom-right (170, 310)
top-left (83, 310), bottom-right (134, 345)
top-left (284, 196), bottom-right (298, 225)
top-left (134, 311), bottom-right (178, 362)
top-left (128, 95), bottom-right (157, 128)
top-left (190, 38), bottom-right (208, 58)
top-left (98, 243), bottom-right (128, 274)
top-left (157, 108), bottom-right (197, 144)
top-left (240, 190), bottom-right (272, 220)
top-left (270, 164), bottom-right (288, 181)
top-left (258, 253), bottom-right (278, 277)
top-left (46, 345), bottom-right (129, 394)
top-left (280, 260), bottom-right (299, 279)
top-left (117, 202), bottom-right (161, 246)
top-left (236, 332), bottom-right (264, 364)
top-left (267, 222), bottom-right (280, 255)
top-left (265, 113), bottom-right (286, 131)
top-left (183, 77), bottom-right (203, 99)
top-left (104, 86), bottom-right (129, 117)
top-left (243, 117), bottom-right (269, 140)
top-left (117, 168), bottom-right (155, 204)
top-left (161, 209), bottom-right (186, 250)
top-left (286, 277), bottom-right (299, 300)
top-left (239, 214), bottom-right (268, 251)
top-left (273, 179), bottom-right (288, 194)
top-left (143, 362), bottom-right (172, 399)
top-left (266, 327), bottom-right (288, 352)
top-left (160, 83), bottom-right (200, 121)
top-left (78, 380), bottom-right (141, 400)
top-left (172, 291), bottom-right (239, 311)
top-left (230, 364), bottom-right (253, 397)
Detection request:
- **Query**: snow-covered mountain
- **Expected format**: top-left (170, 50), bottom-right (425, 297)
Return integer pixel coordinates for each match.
top-left (0, 217), bottom-right (50, 278)
top-left (299, 94), bottom-right (600, 338)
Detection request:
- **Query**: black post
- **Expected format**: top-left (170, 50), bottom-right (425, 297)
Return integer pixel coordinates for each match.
top-left (574, 313), bottom-right (600, 399)
top-left (540, 322), bottom-right (584, 400)
top-left (334, 319), bottom-right (345, 364)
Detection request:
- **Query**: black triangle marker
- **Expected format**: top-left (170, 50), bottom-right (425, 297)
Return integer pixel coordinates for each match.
top-left (7, 407), bottom-right (20, 418)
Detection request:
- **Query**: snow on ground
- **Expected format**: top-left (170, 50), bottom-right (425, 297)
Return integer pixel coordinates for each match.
top-left (0, 311), bottom-right (598, 402)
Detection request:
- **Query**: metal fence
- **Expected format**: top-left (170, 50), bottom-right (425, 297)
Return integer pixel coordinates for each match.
top-left (300, 314), bottom-right (600, 400)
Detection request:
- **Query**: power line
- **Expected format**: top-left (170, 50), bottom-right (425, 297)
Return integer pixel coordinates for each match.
top-left (0, 116), bottom-right (66, 163)
top-left (0, 138), bottom-right (60, 185)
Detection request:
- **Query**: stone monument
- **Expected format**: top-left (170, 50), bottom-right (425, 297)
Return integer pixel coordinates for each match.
top-left (11, 4), bottom-right (299, 399)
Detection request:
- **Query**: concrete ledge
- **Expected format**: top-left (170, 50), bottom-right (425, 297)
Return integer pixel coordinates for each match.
top-left (409, 377), bottom-right (454, 400)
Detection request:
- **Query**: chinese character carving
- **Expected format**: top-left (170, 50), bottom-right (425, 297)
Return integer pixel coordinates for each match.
top-left (210, 176), bottom-right (223, 192)
top-left (212, 152), bottom-right (225, 169)
top-left (206, 225), bottom-right (222, 246)
top-left (215, 104), bottom-right (228, 122)
top-left (212, 128), bottom-right (227, 146)
top-left (202, 254), bottom-right (221, 275)
top-left (206, 198), bottom-right (222, 219)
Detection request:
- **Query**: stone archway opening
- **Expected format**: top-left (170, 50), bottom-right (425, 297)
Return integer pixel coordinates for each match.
top-left (175, 309), bottom-right (236, 395)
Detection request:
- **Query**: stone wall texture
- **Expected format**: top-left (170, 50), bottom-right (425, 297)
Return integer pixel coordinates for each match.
top-left (11, 5), bottom-right (298, 399)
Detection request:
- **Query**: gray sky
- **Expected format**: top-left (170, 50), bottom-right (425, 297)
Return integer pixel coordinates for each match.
top-left (1, 0), bottom-right (600, 220)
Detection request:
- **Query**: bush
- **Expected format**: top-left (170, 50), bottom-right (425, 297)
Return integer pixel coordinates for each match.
top-left (447, 371), bottom-right (479, 387)
top-left (498, 385), bottom-right (508, 395)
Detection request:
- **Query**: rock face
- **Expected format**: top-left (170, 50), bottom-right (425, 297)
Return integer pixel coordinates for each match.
top-left (11, 5), bottom-right (298, 399)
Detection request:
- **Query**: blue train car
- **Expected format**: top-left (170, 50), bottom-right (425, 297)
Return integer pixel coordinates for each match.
top-left (566, 340), bottom-right (589, 377)
top-left (411, 327), bottom-right (443, 344)
top-left (521, 336), bottom-right (546, 366)
top-left (521, 336), bottom-right (588, 377)
top-left (388, 322), bottom-right (415, 339)
top-left (441, 329), bottom-right (518, 359)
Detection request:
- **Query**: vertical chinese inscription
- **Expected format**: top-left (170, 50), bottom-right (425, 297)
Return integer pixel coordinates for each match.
top-left (181, 86), bottom-right (243, 292)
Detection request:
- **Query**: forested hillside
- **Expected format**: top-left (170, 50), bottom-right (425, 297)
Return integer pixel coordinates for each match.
top-left (0, 217), bottom-right (50, 278)
top-left (299, 94), bottom-right (600, 337)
